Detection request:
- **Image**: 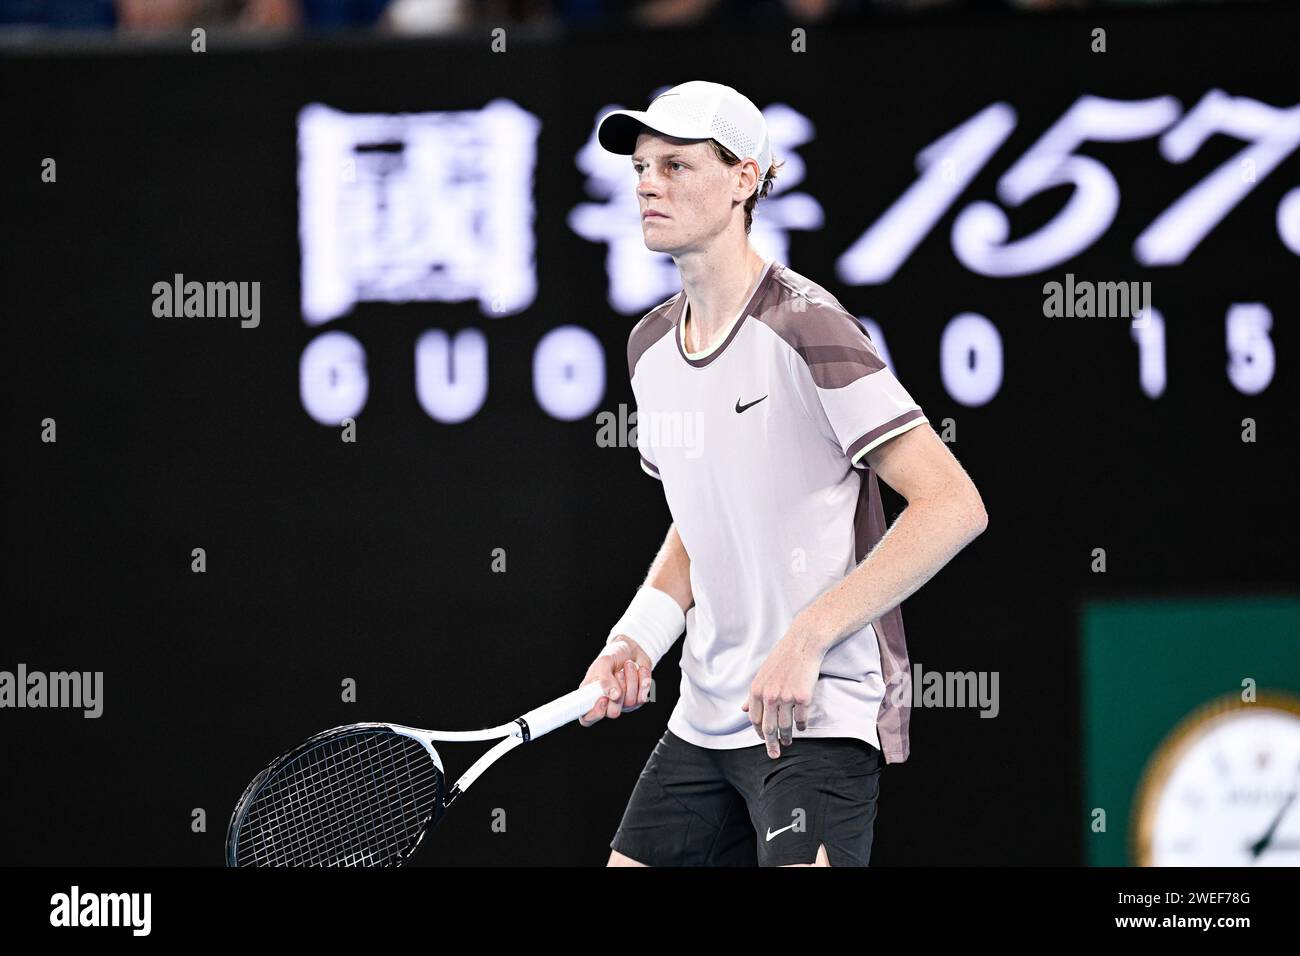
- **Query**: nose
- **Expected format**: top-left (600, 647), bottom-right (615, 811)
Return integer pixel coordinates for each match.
top-left (636, 169), bottom-right (663, 199)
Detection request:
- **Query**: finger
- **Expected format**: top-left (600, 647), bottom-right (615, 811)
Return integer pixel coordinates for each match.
top-left (579, 666), bottom-right (619, 727)
top-left (777, 700), bottom-right (794, 747)
top-left (749, 692), bottom-right (765, 739)
top-left (621, 660), bottom-right (640, 712)
top-left (579, 697), bottom-right (609, 727)
top-left (596, 665), bottom-right (623, 715)
top-left (627, 660), bottom-right (649, 709)
top-left (606, 668), bottom-right (628, 719)
top-left (764, 721), bottom-right (781, 759)
top-left (763, 699), bottom-right (780, 758)
top-left (793, 701), bottom-right (809, 732)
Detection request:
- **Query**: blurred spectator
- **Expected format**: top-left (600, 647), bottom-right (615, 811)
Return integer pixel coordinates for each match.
top-left (115, 0), bottom-right (230, 30)
top-left (0, 0), bottom-right (116, 28)
top-left (382, 0), bottom-right (465, 32)
top-left (0, 0), bottom-right (394, 31)
top-left (298, 0), bottom-right (390, 27)
top-left (114, 0), bottom-right (390, 30)
top-left (0, 0), bottom-right (1271, 35)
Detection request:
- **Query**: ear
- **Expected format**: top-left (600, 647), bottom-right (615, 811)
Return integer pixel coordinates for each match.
top-left (734, 157), bottom-right (761, 202)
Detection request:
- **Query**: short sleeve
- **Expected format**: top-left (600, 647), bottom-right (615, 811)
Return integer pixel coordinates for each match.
top-left (628, 336), bottom-right (662, 481)
top-left (631, 377), bottom-right (662, 480)
top-left (793, 308), bottom-right (928, 470)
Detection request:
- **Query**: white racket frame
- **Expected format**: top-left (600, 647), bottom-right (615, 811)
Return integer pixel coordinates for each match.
top-left (385, 679), bottom-right (607, 802)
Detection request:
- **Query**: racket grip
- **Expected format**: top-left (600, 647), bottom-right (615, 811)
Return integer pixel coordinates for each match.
top-left (521, 681), bottom-right (607, 740)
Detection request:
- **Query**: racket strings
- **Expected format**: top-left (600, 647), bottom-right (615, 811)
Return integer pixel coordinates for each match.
top-left (276, 739), bottom-right (401, 864)
top-left (245, 739), bottom-right (395, 866)
top-left (235, 730), bottom-right (442, 866)
top-left (253, 744), bottom-right (385, 865)
top-left (274, 735), bottom-right (438, 866)
top-left (244, 734), bottom-right (439, 866)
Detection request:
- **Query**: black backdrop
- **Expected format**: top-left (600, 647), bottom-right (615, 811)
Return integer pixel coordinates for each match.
top-left (4, 2), bottom-right (1298, 865)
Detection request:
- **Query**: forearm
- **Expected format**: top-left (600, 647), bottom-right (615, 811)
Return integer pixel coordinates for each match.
top-left (642, 522), bottom-right (694, 615)
top-left (608, 523), bottom-right (693, 666)
top-left (794, 493), bottom-right (987, 656)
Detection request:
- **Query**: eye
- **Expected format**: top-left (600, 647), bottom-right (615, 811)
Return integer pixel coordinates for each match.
top-left (632, 161), bottom-right (685, 175)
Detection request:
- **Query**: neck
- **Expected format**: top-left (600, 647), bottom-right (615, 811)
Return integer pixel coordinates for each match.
top-left (677, 241), bottom-right (767, 353)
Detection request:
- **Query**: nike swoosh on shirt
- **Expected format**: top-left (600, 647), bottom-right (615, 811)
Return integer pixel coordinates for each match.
top-left (735, 395), bottom-right (768, 413)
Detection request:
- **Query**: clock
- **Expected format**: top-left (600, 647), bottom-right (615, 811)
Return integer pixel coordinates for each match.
top-left (1131, 691), bottom-right (1300, 866)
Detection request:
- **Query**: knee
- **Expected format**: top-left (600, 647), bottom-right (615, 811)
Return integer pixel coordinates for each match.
top-left (779, 843), bottom-right (832, 867)
top-left (607, 849), bottom-right (649, 867)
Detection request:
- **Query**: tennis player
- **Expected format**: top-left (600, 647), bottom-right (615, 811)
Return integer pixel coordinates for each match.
top-left (579, 81), bottom-right (988, 867)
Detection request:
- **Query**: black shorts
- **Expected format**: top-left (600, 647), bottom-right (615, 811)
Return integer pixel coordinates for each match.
top-left (609, 728), bottom-right (884, 867)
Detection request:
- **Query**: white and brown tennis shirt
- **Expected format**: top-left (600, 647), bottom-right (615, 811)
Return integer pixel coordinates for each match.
top-left (627, 259), bottom-right (928, 763)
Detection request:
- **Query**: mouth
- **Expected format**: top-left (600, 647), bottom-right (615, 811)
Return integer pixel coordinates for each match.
top-left (642, 211), bottom-right (667, 220)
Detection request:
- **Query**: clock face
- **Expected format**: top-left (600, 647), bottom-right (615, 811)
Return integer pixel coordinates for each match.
top-left (1134, 698), bottom-right (1300, 866)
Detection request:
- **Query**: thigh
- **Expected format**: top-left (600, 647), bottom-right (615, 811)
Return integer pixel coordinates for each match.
top-left (723, 737), bottom-right (884, 868)
top-left (610, 729), bottom-right (757, 867)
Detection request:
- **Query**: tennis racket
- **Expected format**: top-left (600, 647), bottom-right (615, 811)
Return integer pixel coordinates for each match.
top-left (225, 680), bottom-right (607, 867)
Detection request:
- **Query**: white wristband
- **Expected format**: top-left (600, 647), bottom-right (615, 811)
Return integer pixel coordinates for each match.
top-left (605, 586), bottom-right (685, 670)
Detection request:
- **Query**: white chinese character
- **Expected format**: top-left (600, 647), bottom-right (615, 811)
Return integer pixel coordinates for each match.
top-left (299, 100), bottom-right (540, 324)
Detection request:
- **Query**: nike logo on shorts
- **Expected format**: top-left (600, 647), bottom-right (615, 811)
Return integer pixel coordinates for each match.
top-left (765, 822), bottom-right (798, 842)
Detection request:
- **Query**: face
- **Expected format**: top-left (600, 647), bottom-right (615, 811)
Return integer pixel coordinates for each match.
top-left (631, 131), bottom-right (759, 256)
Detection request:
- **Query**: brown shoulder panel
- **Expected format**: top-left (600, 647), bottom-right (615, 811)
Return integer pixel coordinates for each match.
top-left (752, 265), bottom-right (887, 388)
top-left (627, 294), bottom-right (682, 379)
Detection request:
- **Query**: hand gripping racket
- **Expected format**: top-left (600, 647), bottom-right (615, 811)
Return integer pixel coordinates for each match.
top-left (226, 680), bottom-right (607, 867)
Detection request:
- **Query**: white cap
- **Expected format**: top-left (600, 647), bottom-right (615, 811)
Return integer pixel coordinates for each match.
top-left (597, 81), bottom-right (773, 197)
